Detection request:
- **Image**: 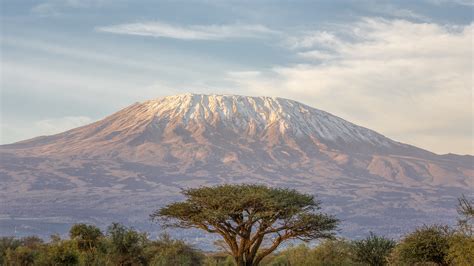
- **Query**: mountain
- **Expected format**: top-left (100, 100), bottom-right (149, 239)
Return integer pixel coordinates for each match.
top-left (1, 94), bottom-right (472, 245)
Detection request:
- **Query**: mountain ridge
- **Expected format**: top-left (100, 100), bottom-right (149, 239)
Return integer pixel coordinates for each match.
top-left (0, 94), bottom-right (472, 243)
top-left (2, 94), bottom-right (435, 156)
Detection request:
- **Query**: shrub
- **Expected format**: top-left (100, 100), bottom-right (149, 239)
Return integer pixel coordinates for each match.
top-left (105, 223), bottom-right (148, 265)
top-left (312, 239), bottom-right (355, 265)
top-left (0, 237), bottom-right (22, 265)
top-left (447, 233), bottom-right (474, 265)
top-left (145, 233), bottom-right (204, 266)
top-left (392, 225), bottom-right (452, 265)
top-left (352, 232), bottom-right (395, 266)
top-left (4, 246), bottom-right (38, 266)
top-left (262, 240), bottom-right (355, 266)
top-left (43, 240), bottom-right (81, 266)
top-left (69, 223), bottom-right (103, 252)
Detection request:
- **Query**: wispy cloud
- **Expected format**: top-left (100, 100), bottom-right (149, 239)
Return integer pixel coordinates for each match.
top-left (2, 37), bottom-right (179, 74)
top-left (96, 21), bottom-right (279, 40)
top-left (367, 4), bottom-right (430, 21)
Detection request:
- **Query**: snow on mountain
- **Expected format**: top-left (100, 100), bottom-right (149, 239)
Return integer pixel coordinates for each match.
top-left (0, 94), bottom-right (472, 244)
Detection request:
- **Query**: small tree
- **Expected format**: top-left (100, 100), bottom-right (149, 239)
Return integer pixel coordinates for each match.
top-left (352, 232), bottom-right (395, 266)
top-left (106, 223), bottom-right (148, 265)
top-left (152, 184), bottom-right (338, 266)
top-left (69, 223), bottom-right (103, 252)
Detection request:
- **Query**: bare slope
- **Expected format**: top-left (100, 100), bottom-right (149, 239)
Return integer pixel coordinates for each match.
top-left (1, 94), bottom-right (472, 242)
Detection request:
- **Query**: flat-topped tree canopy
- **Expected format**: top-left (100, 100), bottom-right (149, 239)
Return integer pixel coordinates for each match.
top-left (151, 184), bottom-right (338, 266)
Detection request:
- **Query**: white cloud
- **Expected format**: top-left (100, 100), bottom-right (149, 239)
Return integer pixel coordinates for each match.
top-left (227, 18), bottom-right (474, 154)
top-left (96, 21), bottom-right (279, 40)
top-left (286, 31), bottom-right (343, 50)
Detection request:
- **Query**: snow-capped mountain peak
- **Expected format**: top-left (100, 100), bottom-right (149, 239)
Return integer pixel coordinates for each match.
top-left (132, 94), bottom-right (395, 147)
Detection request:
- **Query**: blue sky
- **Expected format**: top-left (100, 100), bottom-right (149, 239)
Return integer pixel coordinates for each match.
top-left (1, 0), bottom-right (473, 154)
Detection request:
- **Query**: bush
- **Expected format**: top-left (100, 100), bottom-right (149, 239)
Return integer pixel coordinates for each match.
top-left (392, 225), bottom-right (452, 265)
top-left (40, 240), bottom-right (81, 266)
top-left (352, 232), bottom-right (395, 266)
top-left (5, 246), bottom-right (38, 266)
top-left (204, 255), bottom-right (236, 266)
top-left (105, 223), bottom-right (149, 265)
top-left (275, 244), bottom-right (313, 266)
top-left (447, 233), bottom-right (474, 265)
top-left (312, 239), bottom-right (355, 265)
top-left (0, 237), bottom-right (22, 265)
top-left (146, 233), bottom-right (204, 266)
top-left (261, 240), bottom-right (355, 266)
top-left (69, 223), bottom-right (103, 252)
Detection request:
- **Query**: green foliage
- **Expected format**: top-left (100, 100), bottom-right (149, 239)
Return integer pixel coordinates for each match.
top-left (1, 236), bottom-right (44, 266)
top-left (2, 191), bottom-right (471, 266)
top-left (45, 240), bottom-right (81, 265)
top-left (69, 223), bottom-right (103, 252)
top-left (204, 255), bottom-right (237, 266)
top-left (105, 222), bottom-right (149, 265)
top-left (21, 236), bottom-right (44, 249)
top-left (392, 225), bottom-right (452, 265)
top-left (352, 232), bottom-right (395, 266)
top-left (0, 223), bottom-right (207, 266)
top-left (153, 184), bottom-right (338, 266)
top-left (145, 233), bottom-right (204, 266)
top-left (311, 239), bottom-right (355, 266)
top-left (261, 240), bottom-right (355, 266)
top-left (269, 244), bottom-right (314, 266)
top-left (0, 236), bottom-right (22, 265)
top-left (446, 233), bottom-right (474, 266)
top-left (5, 246), bottom-right (38, 266)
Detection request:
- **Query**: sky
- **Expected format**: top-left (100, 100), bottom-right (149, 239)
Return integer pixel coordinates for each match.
top-left (0, 0), bottom-right (473, 155)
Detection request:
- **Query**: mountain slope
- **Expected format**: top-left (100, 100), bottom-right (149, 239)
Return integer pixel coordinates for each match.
top-left (0, 94), bottom-right (472, 243)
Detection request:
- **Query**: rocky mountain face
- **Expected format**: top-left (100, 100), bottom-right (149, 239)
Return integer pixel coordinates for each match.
top-left (1, 94), bottom-right (472, 245)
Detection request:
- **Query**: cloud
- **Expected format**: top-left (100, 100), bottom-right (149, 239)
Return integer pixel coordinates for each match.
top-left (2, 37), bottom-right (179, 73)
top-left (96, 21), bottom-right (279, 40)
top-left (227, 18), bottom-right (473, 154)
top-left (286, 31), bottom-right (343, 50)
top-left (367, 4), bottom-right (430, 21)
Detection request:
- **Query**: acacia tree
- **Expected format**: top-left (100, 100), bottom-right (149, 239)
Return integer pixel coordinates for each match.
top-left (151, 184), bottom-right (338, 266)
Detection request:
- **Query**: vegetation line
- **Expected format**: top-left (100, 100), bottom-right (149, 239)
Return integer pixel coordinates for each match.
top-left (1, 185), bottom-right (472, 266)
